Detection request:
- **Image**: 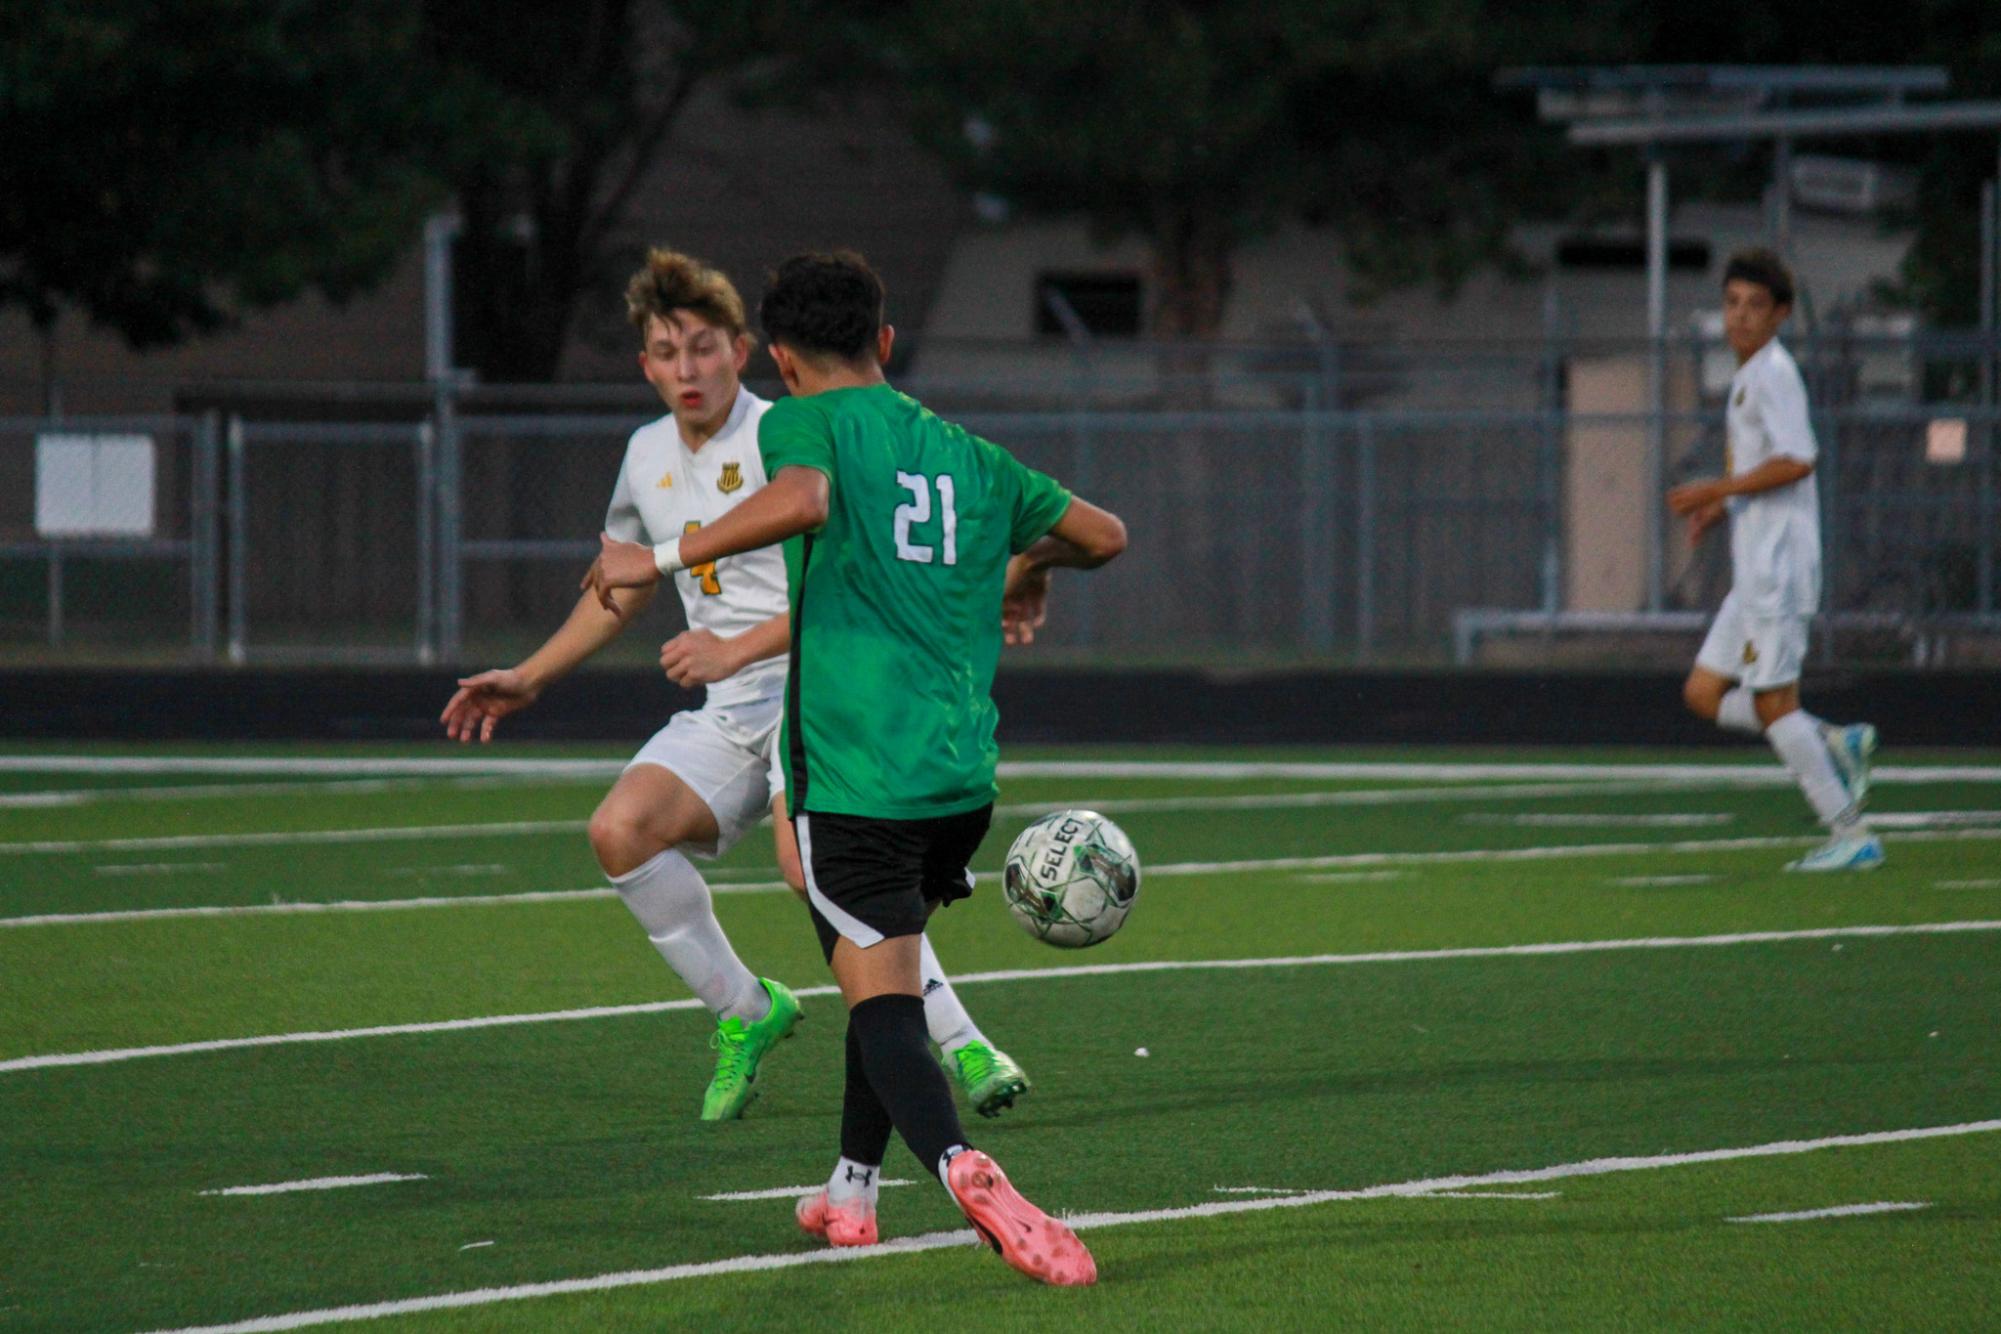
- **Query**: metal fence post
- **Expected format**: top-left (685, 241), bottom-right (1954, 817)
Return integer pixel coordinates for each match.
top-left (1299, 392), bottom-right (1334, 654)
top-left (1540, 288), bottom-right (1566, 614)
top-left (1355, 417), bottom-right (1377, 663)
top-left (1071, 415), bottom-right (1098, 648)
top-left (1983, 172), bottom-right (1999, 615)
top-left (226, 415), bottom-right (247, 664)
top-left (415, 421), bottom-right (437, 665)
top-left (191, 412), bottom-right (221, 661)
top-left (435, 378), bottom-right (464, 662)
top-left (1982, 399), bottom-right (1996, 615)
top-left (46, 545), bottom-right (63, 648)
top-left (1819, 405), bottom-right (1840, 666)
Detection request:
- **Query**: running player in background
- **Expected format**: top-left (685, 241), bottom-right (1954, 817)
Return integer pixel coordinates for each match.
top-left (1667, 247), bottom-right (1881, 872)
top-left (441, 248), bottom-right (1029, 1121)
top-left (590, 250), bottom-right (1127, 1285)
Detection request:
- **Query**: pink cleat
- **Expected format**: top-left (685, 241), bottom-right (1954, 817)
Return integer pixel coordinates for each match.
top-left (945, 1150), bottom-right (1096, 1287)
top-left (795, 1190), bottom-right (878, 1247)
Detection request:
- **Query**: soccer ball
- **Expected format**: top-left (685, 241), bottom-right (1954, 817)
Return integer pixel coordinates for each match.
top-left (1001, 810), bottom-right (1140, 948)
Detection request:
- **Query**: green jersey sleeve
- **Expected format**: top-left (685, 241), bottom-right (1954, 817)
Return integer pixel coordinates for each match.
top-left (983, 437), bottom-right (1072, 553)
top-left (758, 396), bottom-right (837, 482)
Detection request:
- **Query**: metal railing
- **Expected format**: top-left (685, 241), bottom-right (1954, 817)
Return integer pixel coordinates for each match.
top-left (2, 348), bottom-right (1997, 668)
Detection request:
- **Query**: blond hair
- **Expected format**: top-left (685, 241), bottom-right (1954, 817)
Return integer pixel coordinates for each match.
top-left (624, 248), bottom-right (753, 345)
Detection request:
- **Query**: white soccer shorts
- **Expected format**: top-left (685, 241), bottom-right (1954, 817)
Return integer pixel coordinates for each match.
top-left (624, 692), bottom-right (786, 859)
top-left (1695, 589), bottom-right (1809, 692)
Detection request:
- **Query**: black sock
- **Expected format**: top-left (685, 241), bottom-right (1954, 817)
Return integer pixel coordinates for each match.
top-left (840, 1014), bottom-right (896, 1167)
top-left (848, 992), bottom-right (969, 1177)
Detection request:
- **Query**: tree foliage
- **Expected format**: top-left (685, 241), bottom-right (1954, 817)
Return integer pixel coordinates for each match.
top-left (781, 0), bottom-right (1627, 339)
top-left (0, 0), bottom-right (447, 348)
top-left (417, 0), bottom-right (782, 380)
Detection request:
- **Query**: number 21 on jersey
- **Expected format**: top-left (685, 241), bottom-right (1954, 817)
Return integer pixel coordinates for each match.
top-left (894, 471), bottom-right (957, 566)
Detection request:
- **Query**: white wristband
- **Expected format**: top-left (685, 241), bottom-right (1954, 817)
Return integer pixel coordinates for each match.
top-left (652, 538), bottom-right (686, 576)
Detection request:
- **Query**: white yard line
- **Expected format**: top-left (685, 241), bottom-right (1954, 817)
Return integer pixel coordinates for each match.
top-left (1611, 875), bottom-right (1717, 888)
top-left (5, 756), bottom-right (2001, 782)
top-left (13, 824), bottom-right (2001, 930)
top-left (994, 779), bottom-right (1649, 819)
top-left (1870, 811), bottom-right (2001, 829)
top-left (1935, 879), bottom-right (2001, 890)
top-left (0, 757), bottom-right (624, 777)
top-left (1000, 761), bottom-right (2001, 784)
top-left (9, 919), bottom-right (1999, 1075)
top-left (1294, 871), bottom-right (1406, 884)
top-left (1728, 1201), bottom-right (1930, 1224)
top-left (700, 1181), bottom-right (916, 1202)
top-left (0, 889), bottom-right (618, 929)
top-left (0, 774), bottom-right (596, 810)
top-left (1142, 825), bottom-right (2001, 877)
top-left (0, 820), bottom-right (588, 857)
top-left (94, 862), bottom-right (228, 877)
top-left (1460, 813), bottom-right (1733, 828)
top-left (143, 1120), bottom-right (2001, 1334)
top-left (198, 1173), bottom-right (427, 1198)
top-left (1425, 1190), bottom-right (1563, 1200)
top-left (0, 782), bottom-right (1643, 858)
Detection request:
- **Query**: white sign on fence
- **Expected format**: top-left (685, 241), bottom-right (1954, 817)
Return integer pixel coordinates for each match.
top-left (35, 434), bottom-right (156, 537)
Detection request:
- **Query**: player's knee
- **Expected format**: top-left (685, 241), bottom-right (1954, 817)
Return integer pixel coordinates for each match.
top-left (1682, 676), bottom-right (1720, 719)
top-left (588, 803), bottom-right (662, 876)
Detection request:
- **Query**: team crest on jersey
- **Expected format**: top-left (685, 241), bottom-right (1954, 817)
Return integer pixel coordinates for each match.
top-left (717, 461), bottom-right (744, 494)
top-left (655, 470), bottom-right (674, 489)
top-left (1742, 640), bottom-right (1759, 666)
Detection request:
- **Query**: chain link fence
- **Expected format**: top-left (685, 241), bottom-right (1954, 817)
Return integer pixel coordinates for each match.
top-left (3, 336), bottom-right (1997, 668)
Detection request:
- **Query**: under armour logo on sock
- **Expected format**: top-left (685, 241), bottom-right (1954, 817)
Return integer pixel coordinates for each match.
top-left (843, 1165), bottom-right (874, 1187)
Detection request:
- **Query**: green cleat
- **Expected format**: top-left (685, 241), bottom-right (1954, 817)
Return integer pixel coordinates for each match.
top-left (700, 978), bottom-right (802, 1122)
top-left (950, 1040), bottom-right (1031, 1119)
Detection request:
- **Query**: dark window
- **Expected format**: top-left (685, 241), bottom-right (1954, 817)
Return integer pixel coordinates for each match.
top-left (1035, 272), bottom-right (1143, 337)
top-left (1556, 237), bottom-right (1712, 272)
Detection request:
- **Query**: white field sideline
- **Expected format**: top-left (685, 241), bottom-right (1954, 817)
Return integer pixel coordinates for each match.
top-left (7, 918), bottom-right (1999, 1075)
top-left (4, 755), bottom-right (2001, 782)
top-left (16, 786), bottom-right (2001, 861)
top-left (13, 824), bottom-right (2001, 929)
top-left (198, 1173), bottom-right (427, 1198)
top-left (0, 779), bottom-right (1673, 858)
top-left (1728, 1201), bottom-right (1931, 1224)
top-left (144, 1119), bottom-right (2001, 1334)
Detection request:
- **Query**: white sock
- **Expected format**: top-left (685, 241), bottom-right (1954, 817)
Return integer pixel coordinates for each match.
top-left (1716, 688), bottom-right (1762, 736)
top-left (1765, 711), bottom-right (1864, 834)
top-left (918, 934), bottom-right (983, 1054)
top-left (935, 1143), bottom-right (972, 1188)
top-left (827, 1156), bottom-right (880, 1207)
top-left (608, 849), bottom-right (769, 1022)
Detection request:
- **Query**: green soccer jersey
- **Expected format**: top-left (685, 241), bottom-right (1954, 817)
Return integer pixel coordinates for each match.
top-left (758, 384), bottom-right (1072, 819)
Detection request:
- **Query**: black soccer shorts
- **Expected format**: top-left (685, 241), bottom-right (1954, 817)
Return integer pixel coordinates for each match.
top-left (793, 804), bottom-right (994, 961)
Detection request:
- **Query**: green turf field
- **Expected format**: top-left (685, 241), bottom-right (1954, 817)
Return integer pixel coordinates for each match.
top-left (3, 744), bottom-right (1999, 1331)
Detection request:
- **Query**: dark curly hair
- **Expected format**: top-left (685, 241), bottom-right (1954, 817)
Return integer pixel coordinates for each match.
top-left (758, 250), bottom-right (885, 362)
top-left (1722, 247), bottom-right (1795, 308)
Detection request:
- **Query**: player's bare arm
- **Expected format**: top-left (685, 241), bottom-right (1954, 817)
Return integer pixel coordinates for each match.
top-left (660, 612), bottom-right (790, 688)
top-left (1002, 497), bottom-right (1128, 645)
top-left (440, 581), bottom-right (656, 742)
top-left (589, 467), bottom-right (830, 609)
top-left (1666, 456), bottom-right (1814, 517)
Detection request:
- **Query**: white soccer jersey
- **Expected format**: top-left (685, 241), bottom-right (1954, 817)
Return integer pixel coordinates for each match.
top-left (1724, 338), bottom-right (1821, 617)
top-left (604, 387), bottom-right (789, 708)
